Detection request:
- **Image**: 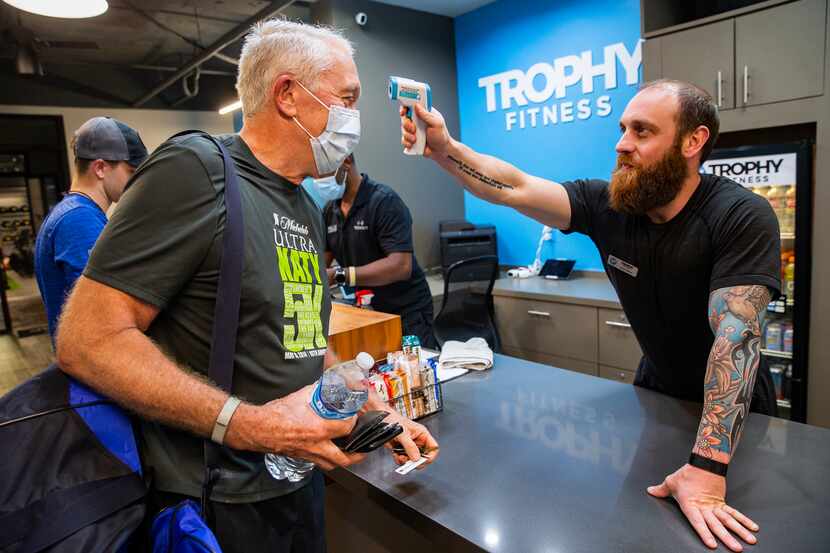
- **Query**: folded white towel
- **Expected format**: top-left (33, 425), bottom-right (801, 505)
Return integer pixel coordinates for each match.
top-left (438, 337), bottom-right (494, 371)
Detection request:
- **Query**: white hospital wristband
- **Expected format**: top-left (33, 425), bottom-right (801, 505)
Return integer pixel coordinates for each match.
top-left (211, 395), bottom-right (242, 445)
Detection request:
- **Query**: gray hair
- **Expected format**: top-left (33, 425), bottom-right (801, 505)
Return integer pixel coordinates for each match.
top-left (236, 19), bottom-right (354, 117)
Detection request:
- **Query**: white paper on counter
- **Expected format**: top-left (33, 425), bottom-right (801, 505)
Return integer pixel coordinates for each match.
top-left (422, 348), bottom-right (469, 381)
top-left (436, 367), bottom-right (469, 383)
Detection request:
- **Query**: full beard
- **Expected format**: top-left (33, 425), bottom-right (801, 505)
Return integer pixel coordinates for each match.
top-left (609, 139), bottom-right (688, 215)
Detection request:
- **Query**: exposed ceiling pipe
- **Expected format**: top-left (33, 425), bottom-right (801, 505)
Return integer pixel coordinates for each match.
top-left (214, 52), bottom-right (239, 66)
top-left (131, 0), bottom-right (294, 107)
top-left (133, 64), bottom-right (235, 76)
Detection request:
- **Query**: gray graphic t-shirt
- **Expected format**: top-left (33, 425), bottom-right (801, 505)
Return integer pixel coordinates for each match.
top-left (85, 133), bottom-right (331, 502)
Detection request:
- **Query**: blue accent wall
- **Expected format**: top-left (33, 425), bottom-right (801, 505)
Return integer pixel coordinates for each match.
top-left (455, 0), bottom-right (642, 270)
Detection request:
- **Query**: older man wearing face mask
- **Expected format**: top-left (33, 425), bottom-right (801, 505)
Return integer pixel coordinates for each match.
top-left (55, 20), bottom-right (438, 553)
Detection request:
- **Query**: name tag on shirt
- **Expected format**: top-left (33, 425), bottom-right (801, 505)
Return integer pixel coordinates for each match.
top-left (608, 254), bottom-right (638, 278)
top-left (327, 224), bottom-right (337, 234)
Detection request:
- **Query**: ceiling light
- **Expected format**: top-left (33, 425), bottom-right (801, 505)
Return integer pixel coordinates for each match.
top-left (3, 0), bottom-right (108, 19)
top-left (15, 42), bottom-right (43, 75)
top-left (219, 100), bottom-right (242, 115)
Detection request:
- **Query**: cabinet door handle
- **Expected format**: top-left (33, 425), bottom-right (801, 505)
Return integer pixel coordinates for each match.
top-left (743, 65), bottom-right (749, 105)
top-left (527, 310), bottom-right (551, 318)
top-left (605, 320), bottom-right (632, 329)
top-left (716, 70), bottom-right (723, 107)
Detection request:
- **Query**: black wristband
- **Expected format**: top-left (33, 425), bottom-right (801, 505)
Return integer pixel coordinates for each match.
top-left (688, 452), bottom-right (729, 477)
top-left (334, 266), bottom-right (347, 285)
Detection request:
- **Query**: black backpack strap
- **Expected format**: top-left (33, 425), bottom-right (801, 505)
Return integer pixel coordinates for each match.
top-left (0, 474), bottom-right (146, 551)
top-left (170, 131), bottom-right (244, 522)
top-left (167, 130), bottom-right (243, 393)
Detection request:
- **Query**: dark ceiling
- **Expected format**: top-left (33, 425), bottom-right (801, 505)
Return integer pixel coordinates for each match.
top-left (0, 0), bottom-right (312, 110)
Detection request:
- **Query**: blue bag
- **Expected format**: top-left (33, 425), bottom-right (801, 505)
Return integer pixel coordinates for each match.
top-left (150, 501), bottom-right (223, 553)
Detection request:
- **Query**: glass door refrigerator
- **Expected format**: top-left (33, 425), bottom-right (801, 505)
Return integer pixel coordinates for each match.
top-left (702, 142), bottom-right (812, 422)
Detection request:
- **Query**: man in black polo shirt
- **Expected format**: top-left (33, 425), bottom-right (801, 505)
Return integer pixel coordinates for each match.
top-left (322, 155), bottom-right (437, 349)
top-left (401, 79), bottom-right (779, 552)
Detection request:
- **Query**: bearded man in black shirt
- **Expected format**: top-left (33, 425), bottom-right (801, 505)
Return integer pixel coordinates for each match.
top-left (401, 79), bottom-right (779, 553)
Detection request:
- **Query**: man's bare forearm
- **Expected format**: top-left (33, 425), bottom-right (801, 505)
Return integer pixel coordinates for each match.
top-left (355, 253), bottom-right (411, 287)
top-left (434, 139), bottom-right (523, 205)
top-left (694, 285), bottom-right (771, 463)
top-left (434, 139), bottom-right (572, 229)
top-left (56, 278), bottom-right (259, 451)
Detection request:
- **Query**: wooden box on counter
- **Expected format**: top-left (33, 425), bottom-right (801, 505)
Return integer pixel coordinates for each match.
top-left (328, 303), bottom-right (402, 362)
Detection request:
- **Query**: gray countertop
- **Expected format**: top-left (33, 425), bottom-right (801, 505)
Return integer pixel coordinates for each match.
top-left (491, 272), bottom-right (622, 309)
top-left (427, 271), bottom-right (623, 310)
top-left (330, 354), bottom-right (830, 552)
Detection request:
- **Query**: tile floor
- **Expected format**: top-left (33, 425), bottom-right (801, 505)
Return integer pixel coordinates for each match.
top-left (0, 333), bottom-right (53, 395)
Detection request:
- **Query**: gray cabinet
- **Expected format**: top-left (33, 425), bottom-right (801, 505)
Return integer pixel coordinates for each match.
top-left (642, 38), bottom-right (663, 84)
top-left (493, 296), bottom-right (643, 382)
top-left (599, 365), bottom-right (636, 384)
top-left (658, 19), bottom-right (735, 109)
top-left (597, 308), bottom-right (642, 371)
top-left (494, 296), bottom-right (597, 366)
top-left (643, 0), bottom-right (827, 109)
top-left (736, 0), bottom-right (826, 106)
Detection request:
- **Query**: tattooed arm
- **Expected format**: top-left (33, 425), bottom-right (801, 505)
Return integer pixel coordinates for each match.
top-left (400, 104), bottom-right (573, 230)
top-left (648, 284), bottom-right (771, 552)
top-left (695, 285), bottom-right (771, 462)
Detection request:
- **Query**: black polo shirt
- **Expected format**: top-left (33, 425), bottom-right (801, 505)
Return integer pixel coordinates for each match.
top-left (563, 174), bottom-right (781, 402)
top-left (324, 174), bottom-right (432, 316)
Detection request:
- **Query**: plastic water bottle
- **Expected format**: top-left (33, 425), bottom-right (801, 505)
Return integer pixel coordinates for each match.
top-left (265, 352), bottom-right (375, 482)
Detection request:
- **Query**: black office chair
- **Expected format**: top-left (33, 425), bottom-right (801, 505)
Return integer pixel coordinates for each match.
top-left (433, 255), bottom-right (501, 352)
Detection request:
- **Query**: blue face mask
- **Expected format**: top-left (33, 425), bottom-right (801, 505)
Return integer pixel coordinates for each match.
top-left (313, 172), bottom-right (346, 205)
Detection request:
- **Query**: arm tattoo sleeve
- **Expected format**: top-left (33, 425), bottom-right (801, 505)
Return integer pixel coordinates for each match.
top-left (447, 154), bottom-right (515, 190)
top-left (695, 285), bottom-right (771, 462)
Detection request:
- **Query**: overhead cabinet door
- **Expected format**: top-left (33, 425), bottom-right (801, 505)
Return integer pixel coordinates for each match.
top-left (661, 19), bottom-right (735, 109)
top-left (736, 0), bottom-right (826, 106)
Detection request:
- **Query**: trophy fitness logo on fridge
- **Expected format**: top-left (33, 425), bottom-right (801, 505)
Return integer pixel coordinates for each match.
top-left (477, 41), bottom-right (642, 132)
top-left (701, 153), bottom-right (797, 187)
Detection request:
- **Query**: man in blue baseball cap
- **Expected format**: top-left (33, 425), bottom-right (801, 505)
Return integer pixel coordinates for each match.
top-left (35, 116), bottom-right (147, 339)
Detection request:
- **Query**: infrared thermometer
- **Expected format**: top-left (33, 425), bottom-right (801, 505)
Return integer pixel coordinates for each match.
top-left (388, 76), bottom-right (432, 155)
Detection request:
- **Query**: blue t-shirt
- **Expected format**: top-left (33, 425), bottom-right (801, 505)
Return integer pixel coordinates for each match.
top-left (34, 194), bottom-right (107, 339)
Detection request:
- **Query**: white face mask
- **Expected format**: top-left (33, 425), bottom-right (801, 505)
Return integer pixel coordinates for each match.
top-left (293, 81), bottom-right (361, 176)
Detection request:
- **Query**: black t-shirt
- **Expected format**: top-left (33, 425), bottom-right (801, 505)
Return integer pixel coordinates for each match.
top-left (323, 175), bottom-right (431, 315)
top-left (563, 174), bottom-right (781, 401)
top-left (85, 133), bottom-right (331, 502)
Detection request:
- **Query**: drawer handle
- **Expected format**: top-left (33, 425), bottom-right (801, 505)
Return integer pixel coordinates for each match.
top-left (527, 310), bottom-right (551, 318)
top-left (605, 320), bottom-right (632, 329)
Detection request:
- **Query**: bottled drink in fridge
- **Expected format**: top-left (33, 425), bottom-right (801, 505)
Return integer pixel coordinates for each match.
top-left (782, 185), bottom-right (796, 234)
top-left (765, 322), bottom-right (782, 351)
top-left (265, 352), bottom-right (375, 482)
top-left (785, 256), bottom-right (795, 299)
top-left (753, 185), bottom-right (770, 201)
top-left (781, 249), bottom-right (794, 284)
top-left (766, 186), bottom-right (787, 224)
top-left (783, 324), bottom-right (794, 353)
